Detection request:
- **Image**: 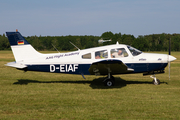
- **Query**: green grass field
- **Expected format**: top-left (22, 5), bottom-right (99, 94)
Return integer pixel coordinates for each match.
top-left (0, 51), bottom-right (180, 120)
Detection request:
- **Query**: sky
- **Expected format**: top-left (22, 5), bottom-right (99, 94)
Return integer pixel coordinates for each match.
top-left (1, 0), bottom-right (180, 37)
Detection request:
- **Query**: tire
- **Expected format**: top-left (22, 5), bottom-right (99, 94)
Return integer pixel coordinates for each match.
top-left (152, 79), bottom-right (160, 85)
top-left (104, 78), bottom-right (114, 86)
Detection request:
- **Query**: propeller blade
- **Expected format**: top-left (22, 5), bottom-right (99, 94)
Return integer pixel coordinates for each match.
top-left (168, 38), bottom-right (171, 80)
top-left (169, 59), bottom-right (170, 80)
top-left (169, 38), bottom-right (171, 55)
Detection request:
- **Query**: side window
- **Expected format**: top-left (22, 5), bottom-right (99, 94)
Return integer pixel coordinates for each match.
top-left (82, 53), bottom-right (91, 59)
top-left (95, 50), bottom-right (108, 59)
top-left (111, 48), bottom-right (128, 58)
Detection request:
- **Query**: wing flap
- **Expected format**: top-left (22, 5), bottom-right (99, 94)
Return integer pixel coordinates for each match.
top-left (88, 59), bottom-right (134, 75)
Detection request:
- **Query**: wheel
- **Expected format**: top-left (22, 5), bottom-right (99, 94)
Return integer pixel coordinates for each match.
top-left (152, 79), bottom-right (160, 85)
top-left (104, 78), bottom-right (114, 86)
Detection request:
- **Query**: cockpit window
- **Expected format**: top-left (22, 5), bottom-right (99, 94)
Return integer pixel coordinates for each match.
top-left (111, 48), bottom-right (128, 58)
top-left (127, 46), bottom-right (142, 56)
top-left (95, 50), bottom-right (108, 59)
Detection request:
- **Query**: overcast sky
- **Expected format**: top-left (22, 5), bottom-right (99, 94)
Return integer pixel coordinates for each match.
top-left (1, 0), bottom-right (180, 37)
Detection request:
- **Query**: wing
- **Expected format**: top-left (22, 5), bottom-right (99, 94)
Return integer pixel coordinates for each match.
top-left (88, 59), bottom-right (134, 75)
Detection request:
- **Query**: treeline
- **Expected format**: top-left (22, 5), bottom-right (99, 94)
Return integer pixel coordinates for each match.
top-left (0, 31), bottom-right (180, 51)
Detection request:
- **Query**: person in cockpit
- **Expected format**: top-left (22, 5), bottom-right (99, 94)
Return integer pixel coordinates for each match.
top-left (112, 49), bottom-right (124, 58)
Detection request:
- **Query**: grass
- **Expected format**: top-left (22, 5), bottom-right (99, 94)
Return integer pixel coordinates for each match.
top-left (0, 51), bottom-right (180, 120)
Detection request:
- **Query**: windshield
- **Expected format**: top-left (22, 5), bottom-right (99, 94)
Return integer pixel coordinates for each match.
top-left (127, 46), bottom-right (142, 56)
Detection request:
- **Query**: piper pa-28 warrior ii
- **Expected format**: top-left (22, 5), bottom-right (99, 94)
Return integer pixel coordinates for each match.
top-left (6, 31), bottom-right (176, 86)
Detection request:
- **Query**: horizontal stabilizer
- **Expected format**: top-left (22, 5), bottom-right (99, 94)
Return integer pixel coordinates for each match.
top-left (5, 62), bottom-right (27, 69)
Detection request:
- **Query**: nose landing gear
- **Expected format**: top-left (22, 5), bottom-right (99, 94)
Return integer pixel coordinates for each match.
top-left (150, 74), bottom-right (160, 85)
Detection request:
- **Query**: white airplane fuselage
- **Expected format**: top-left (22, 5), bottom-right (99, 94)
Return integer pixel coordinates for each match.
top-left (10, 43), bottom-right (175, 75)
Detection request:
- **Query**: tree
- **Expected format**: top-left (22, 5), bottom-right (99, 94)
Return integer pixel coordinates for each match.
top-left (1, 32), bottom-right (180, 51)
top-left (101, 31), bottom-right (114, 39)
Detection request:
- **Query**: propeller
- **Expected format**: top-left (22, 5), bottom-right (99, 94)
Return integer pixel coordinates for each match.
top-left (168, 38), bottom-right (177, 80)
top-left (168, 38), bottom-right (171, 80)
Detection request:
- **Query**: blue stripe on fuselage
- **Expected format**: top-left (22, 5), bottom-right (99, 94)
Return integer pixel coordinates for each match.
top-left (27, 64), bottom-right (91, 75)
top-left (26, 63), bottom-right (168, 75)
top-left (126, 63), bottom-right (168, 73)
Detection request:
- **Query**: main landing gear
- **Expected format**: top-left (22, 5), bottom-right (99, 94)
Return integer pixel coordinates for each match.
top-left (103, 73), bottom-right (115, 86)
top-left (150, 74), bottom-right (160, 85)
top-left (103, 74), bottom-right (161, 86)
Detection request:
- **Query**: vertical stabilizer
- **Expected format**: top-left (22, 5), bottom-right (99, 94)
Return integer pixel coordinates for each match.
top-left (6, 31), bottom-right (42, 62)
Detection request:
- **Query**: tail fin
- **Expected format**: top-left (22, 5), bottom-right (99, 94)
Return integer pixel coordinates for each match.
top-left (6, 31), bottom-right (42, 62)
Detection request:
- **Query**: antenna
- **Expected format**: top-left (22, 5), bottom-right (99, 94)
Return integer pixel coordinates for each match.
top-left (52, 44), bottom-right (60, 53)
top-left (69, 41), bottom-right (80, 51)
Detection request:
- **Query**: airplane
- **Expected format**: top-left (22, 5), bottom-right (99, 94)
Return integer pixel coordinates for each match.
top-left (98, 38), bottom-right (111, 44)
top-left (5, 30), bottom-right (176, 86)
